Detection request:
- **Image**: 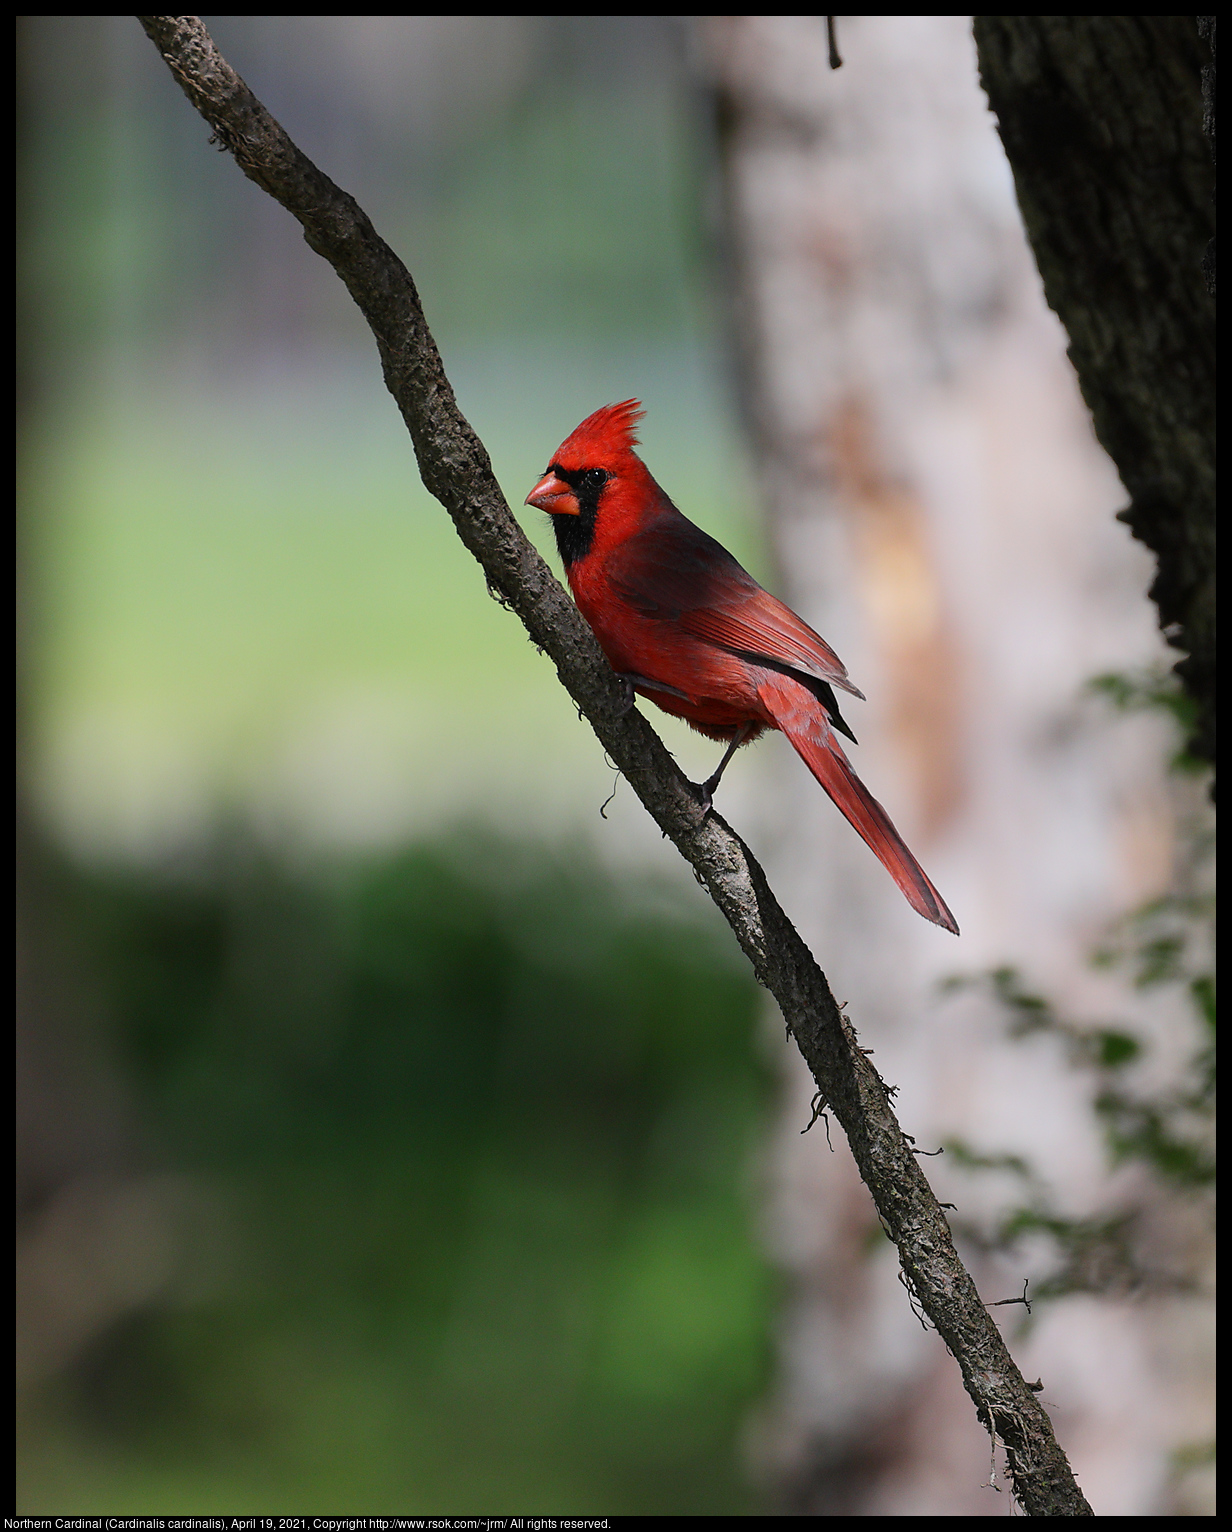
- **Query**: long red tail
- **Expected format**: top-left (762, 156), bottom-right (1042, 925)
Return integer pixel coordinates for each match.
top-left (758, 675), bottom-right (959, 934)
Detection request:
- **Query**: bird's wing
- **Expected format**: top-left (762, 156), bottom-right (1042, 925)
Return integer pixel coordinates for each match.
top-left (606, 520), bottom-right (864, 699)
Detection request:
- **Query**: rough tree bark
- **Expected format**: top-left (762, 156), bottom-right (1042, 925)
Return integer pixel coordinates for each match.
top-left (134, 16), bottom-right (1092, 1515)
top-left (700, 17), bottom-right (1207, 1512)
top-left (974, 17), bottom-right (1216, 781)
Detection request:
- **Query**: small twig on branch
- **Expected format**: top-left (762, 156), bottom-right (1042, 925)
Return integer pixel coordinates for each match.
top-left (134, 17), bottom-right (1093, 1515)
top-left (989, 1279), bottom-right (1034, 1314)
top-left (801, 1090), bottom-right (834, 1148)
top-left (826, 15), bottom-right (843, 70)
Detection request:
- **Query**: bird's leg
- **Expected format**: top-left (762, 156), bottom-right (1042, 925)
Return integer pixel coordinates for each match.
top-left (613, 674), bottom-right (637, 717)
top-left (614, 672), bottom-right (693, 716)
top-left (698, 724), bottom-right (754, 812)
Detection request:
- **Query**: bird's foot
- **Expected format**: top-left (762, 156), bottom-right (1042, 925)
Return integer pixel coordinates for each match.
top-left (613, 674), bottom-right (637, 717)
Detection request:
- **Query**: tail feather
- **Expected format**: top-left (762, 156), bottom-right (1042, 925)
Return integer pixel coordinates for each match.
top-left (759, 676), bottom-right (958, 934)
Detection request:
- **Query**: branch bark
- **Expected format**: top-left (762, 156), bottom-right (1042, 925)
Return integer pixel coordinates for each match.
top-left (974, 17), bottom-right (1216, 782)
top-left (136, 16), bottom-right (1093, 1515)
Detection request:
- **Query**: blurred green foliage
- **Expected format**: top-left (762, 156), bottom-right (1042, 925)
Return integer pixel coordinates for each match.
top-left (1086, 667), bottom-right (1206, 776)
top-left (20, 831), bottom-right (773, 1512)
top-left (937, 665), bottom-right (1215, 1301)
top-left (20, 17), bottom-right (758, 850)
top-left (18, 21), bottom-right (776, 1512)
top-left (940, 887), bottom-right (1214, 1298)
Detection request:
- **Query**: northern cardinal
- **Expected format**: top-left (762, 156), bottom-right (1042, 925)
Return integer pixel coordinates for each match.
top-left (526, 400), bottom-right (958, 935)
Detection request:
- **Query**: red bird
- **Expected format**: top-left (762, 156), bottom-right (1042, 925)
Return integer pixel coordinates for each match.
top-left (526, 401), bottom-right (959, 935)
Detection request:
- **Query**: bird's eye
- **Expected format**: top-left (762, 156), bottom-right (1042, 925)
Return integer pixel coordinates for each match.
top-left (583, 469), bottom-right (607, 491)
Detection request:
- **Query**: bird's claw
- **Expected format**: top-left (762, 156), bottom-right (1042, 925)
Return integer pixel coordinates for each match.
top-left (614, 675), bottom-right (637, 717)
top-left (694, 776), bottom-right (718, 816)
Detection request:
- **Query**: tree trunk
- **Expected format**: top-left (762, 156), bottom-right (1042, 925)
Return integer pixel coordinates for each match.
top-left (699, 15), bottom-right (1214, 1515)
top-left (974, 17), bottom-right (1216, 780)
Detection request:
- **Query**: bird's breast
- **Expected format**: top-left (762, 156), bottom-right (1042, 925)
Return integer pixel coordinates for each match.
top-left (567, 559), bottom-right (769, 733)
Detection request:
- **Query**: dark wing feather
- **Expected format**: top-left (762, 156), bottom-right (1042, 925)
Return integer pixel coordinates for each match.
top-left (605, 520), bottom-right (865, 700)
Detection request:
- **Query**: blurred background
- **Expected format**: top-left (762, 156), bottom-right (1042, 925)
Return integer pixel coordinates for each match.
top-left (17, 15), bottom-right (1213, 1515)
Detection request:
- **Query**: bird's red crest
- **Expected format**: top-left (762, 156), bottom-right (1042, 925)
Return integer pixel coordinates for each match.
top-left (552, 399), bottom-right (645, 469)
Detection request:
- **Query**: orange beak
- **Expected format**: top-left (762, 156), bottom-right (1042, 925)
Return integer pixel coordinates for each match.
top-left (525, 470), bottom-right (580, 516)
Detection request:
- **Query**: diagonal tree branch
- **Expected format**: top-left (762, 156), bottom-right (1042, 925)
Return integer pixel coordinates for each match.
top-left (135, 16), bottom-right (1092, 1515)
